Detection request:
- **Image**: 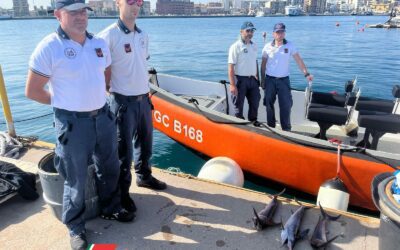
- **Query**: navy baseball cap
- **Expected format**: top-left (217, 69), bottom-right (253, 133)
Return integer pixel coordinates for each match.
top-left (241, 21), bottom-right (256, 31)
top-left (55, 0), bottom-right (93, 11)
top-left (273, 23), bottom-right (286, 32)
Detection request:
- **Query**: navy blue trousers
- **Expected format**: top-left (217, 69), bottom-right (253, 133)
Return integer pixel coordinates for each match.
top-left (109, 93), bottom-right (153, 197)
top-left (53, 105), bottom-right (121, 236)
top-left (264, 75), bottom-right (293, 131)
top-left (232, 76), bottom-right (261, 121)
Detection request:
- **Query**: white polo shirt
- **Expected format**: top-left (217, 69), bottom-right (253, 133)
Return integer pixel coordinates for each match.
top-left (262, 40), bottom-right (298, 78)
top-left (228, 39), bottom-right (258, 77)
top-left (29, 27), bottom-right (111, 112)
top-left (97, 19), bottom-right (150, 96)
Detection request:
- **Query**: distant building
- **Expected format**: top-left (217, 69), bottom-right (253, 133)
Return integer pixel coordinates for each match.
top-left (31, 5), bottom-right (49, 16)
top-left (88, 0), bottom-right (117, 16)
top-left (0, 7), bottom-right (13, 17)
top-left (233, 0), bottom-right (242, 9)
top-left (88, 0), bottom-right (103, 15)
top-left (224, 0), bottom-right (230, 11)
top-left (156, 0), bottom-right (194, 15)
top-left (265, 0), bottom-right (287, 14)
top-left (370, 2), bottom-right (390, 12)
top-left (140, 1), bottom-right (151, 15)
top-left (194, 3), bottom-right (208, 14)
top-left (303, 0), bottom-right (326, 13)
top-left (13, 0), bottom-right (29, 17)
top-left (242, 0), bottom-right (265, 9)
top-left (206, 2), bottom-right (225, 14)
top-left (290, 0), bottom-right (304, 6)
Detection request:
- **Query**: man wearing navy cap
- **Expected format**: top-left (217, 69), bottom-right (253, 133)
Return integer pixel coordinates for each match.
top-left (228, 21), bottom-right (261, 122)
top-left (98, 0), bottom-right (167, 216)
top-left (261, 23), bottom-right (313, 131)
top-left (26, 0), bottom-right (134, 249)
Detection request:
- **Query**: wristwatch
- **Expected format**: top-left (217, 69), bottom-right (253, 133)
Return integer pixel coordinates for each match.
top-left (304, 72), bottom-right (310, 78)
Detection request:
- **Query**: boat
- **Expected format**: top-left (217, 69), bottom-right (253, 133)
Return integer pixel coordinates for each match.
top-left (0, 15), bottom-right (11, 20)
top-left (148, 70), bottom-right (400, 211)
top-left (285, 5), bottom-right (302, 16)
top-left (367, 8), bottom-right (400, 28)
top-left (255, 10), bottom-right (265, 17)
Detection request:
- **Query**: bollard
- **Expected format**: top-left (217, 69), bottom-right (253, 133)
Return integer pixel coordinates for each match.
top-left (0, 65), bottom-right (16, 137)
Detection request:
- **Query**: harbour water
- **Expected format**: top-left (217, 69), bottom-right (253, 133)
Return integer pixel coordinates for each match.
top-left (0, 15), bottom-right (399, 193)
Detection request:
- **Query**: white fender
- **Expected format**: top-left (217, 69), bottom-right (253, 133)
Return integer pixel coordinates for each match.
top-left (197, 157), bottom-right (244, 187)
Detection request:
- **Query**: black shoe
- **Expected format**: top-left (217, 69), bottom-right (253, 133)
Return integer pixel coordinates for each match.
top-left (136, 176), bottom-right (167, 190)
top-left (70, 233), bottom-right (87, 250)
top-left (100, 208), bottom-right (135, 222)
top-left (121, 195), bottom-right (137, 213)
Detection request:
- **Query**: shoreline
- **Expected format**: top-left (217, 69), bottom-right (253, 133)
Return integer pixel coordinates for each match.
top-left (0, 13), bottom-right (387, 21)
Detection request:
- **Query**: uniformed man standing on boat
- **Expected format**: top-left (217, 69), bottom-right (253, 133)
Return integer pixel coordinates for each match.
top-left (25, 1), bottom-right (134, 249)
top-left (98, 0), bottom-right (167, 214)
top-left (261, 23), bottom-right (313, 131)
top-left (228, 21), bottom-right (261, 122)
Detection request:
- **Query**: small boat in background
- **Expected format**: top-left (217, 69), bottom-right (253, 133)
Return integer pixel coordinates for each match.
top-left (255, 10), bottom-right (266, 17)
top-left (0, 15), bottom-right (11, 20)
top-left (285, 5), bottom-right (303, 16)
top-left (148, 70), bottom-right (400, 212)
top-left (367, 8), bottom-right (400, 28)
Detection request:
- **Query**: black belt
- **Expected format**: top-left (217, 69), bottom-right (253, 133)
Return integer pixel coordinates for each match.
top-left (236, 75), bottom-right (256, 79)
top-left (266, 75), bottom-right (289, 80)
top-left (111, 92), bottom-right (148, 102)
top-left (54, 105), bottom-right (107, 118)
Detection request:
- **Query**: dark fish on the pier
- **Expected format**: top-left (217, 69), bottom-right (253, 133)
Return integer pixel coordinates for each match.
top-left (252, 188), bottom-right (286, 231)
top-left (281, 199), bottom-right (310, 250)
top-left (310, 202), bottom-right (342, 249)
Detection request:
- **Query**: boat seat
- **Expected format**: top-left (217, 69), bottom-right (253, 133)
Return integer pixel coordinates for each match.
top-left (356, 85), bottom-right (400, 150)
top-left (355, 98), bottom-right (394, 113)
top-left (305, 80), bottom-right (360, 140)
top-left (311, 79), bottom-right (355, 107)
top-left (307, 104), bottom-right (349, 140)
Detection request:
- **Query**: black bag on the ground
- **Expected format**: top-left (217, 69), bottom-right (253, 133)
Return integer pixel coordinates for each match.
top-left (0, 160), bottom-right (39, 200)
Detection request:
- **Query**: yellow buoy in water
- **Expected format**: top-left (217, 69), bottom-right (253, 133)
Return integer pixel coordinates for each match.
top-left (197, 157), bottom-right (244, 187)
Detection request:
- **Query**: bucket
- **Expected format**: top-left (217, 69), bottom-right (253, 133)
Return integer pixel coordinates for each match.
top-left (371, 173), bottom-right (400, 250)
top-left (38, 152), bottom-right (100, 221)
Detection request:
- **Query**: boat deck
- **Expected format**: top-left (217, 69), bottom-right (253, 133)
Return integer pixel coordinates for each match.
top-left (0, 141), bottom-right (380, 249)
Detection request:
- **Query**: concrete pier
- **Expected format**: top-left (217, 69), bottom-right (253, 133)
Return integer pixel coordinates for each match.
top-left (0, 142), bottom-right (379, 249)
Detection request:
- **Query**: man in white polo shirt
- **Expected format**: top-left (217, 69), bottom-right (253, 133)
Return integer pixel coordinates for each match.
top-left (25, 1), bottom-right (134, 249)
top-left (228, 21), bottom-right (261, 122)
top-left (98, 0), bottom-right (167, 214)
top-left (261, 23), bottom-right (313, 131)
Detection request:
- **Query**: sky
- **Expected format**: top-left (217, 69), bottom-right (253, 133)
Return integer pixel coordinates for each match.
top-left (0, 0), bottom-right (210, 9)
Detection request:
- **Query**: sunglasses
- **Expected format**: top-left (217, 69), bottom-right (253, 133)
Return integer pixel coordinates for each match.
top-left (245, 29), bottom-right (255, 33)
top-left (127, 0), bottom-right (143, 7)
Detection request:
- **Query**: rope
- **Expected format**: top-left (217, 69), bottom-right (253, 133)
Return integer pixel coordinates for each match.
top-left (328, 138), bottom-right (343, 178)
top-left (188, 98), bottom-right (253, 125)
top-left (166, 167), bottom-right (183, 173)
top-left (0, 112), bottom-right (53, 125)
top-left (0, 132), bottom-right (23, 159)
